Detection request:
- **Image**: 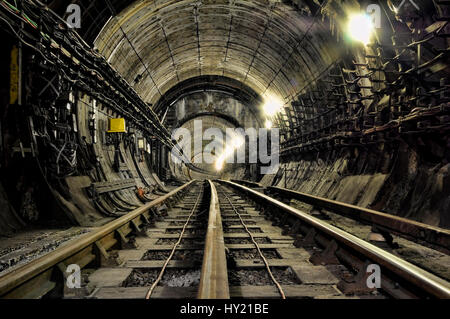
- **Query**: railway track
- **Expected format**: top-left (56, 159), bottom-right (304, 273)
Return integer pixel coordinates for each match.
top-left (0, 180), bottom-right (449, 299)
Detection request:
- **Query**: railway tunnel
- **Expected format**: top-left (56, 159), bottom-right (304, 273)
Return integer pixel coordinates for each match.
top-left (0, 0), bottom-right (449, 301)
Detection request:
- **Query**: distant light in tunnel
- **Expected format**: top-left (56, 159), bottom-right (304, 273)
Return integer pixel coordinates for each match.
top-left (214, 138), bottom-right (244, 172)
top-left (231, 134), bottom-right (244, 148)
top-left (215, 158), bottom-right (224, 171)
top-left (347, 13), bottom-right (374, 45)
top-left (263, 96), bottom-right (283, 116)
top-left (265, 119), bottom-right (273, 129)
top-left (214, 149), bottom-right (229, 172)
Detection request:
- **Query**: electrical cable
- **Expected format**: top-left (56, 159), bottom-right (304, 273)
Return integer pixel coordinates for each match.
top-left (0, 0), bottom-right (183, 157)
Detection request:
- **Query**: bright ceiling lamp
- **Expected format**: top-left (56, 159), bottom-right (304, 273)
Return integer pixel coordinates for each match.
top-left (347, 13), bottom-right (374, 45)
top-left (263, 96), bottom-right (283, 116)
top-left (265, 119), bottom-right (273, 129)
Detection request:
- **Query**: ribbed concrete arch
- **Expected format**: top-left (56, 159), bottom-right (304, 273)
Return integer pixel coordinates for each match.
top-left (169, 114), bottom-right (245, 179)
top-left (94, 0), bottom-right (339, 109)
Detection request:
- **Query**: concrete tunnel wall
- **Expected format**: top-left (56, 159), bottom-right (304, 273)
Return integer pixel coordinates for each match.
top-left (91, 0), bottom-right (449, 227)
top-left (0, 0), bottom-right (448, 234)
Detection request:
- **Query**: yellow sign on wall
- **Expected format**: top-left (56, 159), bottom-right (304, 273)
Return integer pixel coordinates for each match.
top-left (10, 46), bottom-right (18, 105)
top-left (107, 118), bottom-right (126, 133)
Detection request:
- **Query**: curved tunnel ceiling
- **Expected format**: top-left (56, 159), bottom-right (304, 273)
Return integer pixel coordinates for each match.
top-left (94, 0), bottom-right (340, 110)
top-left (152, 75), bottom-right (263, 114)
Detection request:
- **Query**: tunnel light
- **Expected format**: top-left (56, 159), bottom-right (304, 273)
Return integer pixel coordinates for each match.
top-left (223, 145), bottom-right (234, 157)
top-left (263, 96), bottom-right (283, 116)
top-left (347, 13), bottom-right (374, 45)
top-left (214, 140), bottom-right (242, 172)
top-left (215, 153), bottom-right (226, 172)
top-left (265, 119), bottom-right (273, 129)
top-left (231, 135), bottom-right (244, 149)
top-left (215, 158), bottom-right (224, 171)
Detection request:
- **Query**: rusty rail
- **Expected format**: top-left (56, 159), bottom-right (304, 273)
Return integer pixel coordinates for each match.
top-left (220, 180), bottom-right (450, 299)
top-left (265, 185), bottom-right (450, 253)
top-left (230, 179), bottom-right (262, 188)
top-left (0, 180), bottom-right (195, 298)
top-left (197, 180), bottom-right (230, 299)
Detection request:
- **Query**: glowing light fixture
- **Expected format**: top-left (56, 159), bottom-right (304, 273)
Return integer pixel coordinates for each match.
top-left (231, 135), bottom-right (244, 148)
top-left (215, 157), bottom-right (224, 171)
top-left (347, 13), bottom-right (374, 45)
top-left (214, 137), bottom-right (245, 172)
top-left (263, 96), bottom-right (283, 116)
top-left (265, 119), bottom-right (273, 129)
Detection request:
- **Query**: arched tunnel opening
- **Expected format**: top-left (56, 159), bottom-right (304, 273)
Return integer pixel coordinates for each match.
top-left (0, 0), bottom-right (449, 301)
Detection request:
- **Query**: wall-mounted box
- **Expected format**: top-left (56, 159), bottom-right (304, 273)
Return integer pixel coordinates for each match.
top-left (107, 118), bottom-right (126, 133)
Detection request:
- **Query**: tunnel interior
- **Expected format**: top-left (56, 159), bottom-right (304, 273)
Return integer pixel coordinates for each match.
top-left (0, 0), bottom-right (449, 237)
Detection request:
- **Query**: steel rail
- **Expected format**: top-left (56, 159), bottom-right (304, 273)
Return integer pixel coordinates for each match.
top-left (265, 185), bottom-right (450, 253)
top-left (219, 180), bottom-right (450, 299)
top-left (0, 180), bottom-right (195, 298)
top-left (233, 180), bottom-right (450, 253)
top-left (197, 181), bottom-right (230, 299)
